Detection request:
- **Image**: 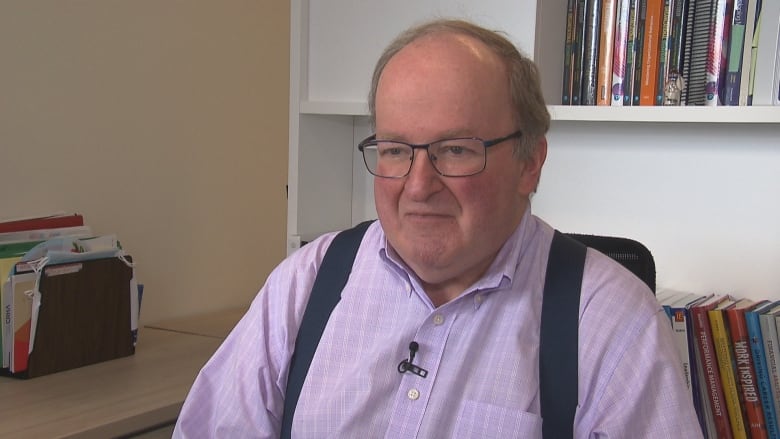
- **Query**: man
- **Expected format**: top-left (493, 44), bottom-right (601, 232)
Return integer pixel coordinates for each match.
top-left (174, 19), bottom-right (702, 437)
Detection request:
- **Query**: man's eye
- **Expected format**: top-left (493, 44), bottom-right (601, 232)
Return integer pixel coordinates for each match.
top-left (442, 145), bottom-right (465, 155)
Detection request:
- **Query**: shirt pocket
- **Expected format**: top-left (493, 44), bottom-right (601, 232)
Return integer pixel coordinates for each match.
top-left (451, 400), bottom-right (542, 438)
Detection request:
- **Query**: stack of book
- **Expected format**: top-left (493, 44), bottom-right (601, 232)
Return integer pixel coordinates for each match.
top-left (561, 0), bottom-right (780, 106)
top-left (659, 291), bottom-right (780, 438)
top-left (0, 213), bottom-right (141, 378)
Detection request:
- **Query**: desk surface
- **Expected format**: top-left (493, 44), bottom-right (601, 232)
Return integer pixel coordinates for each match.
top-left (0, 308), bottom-right (244, 439)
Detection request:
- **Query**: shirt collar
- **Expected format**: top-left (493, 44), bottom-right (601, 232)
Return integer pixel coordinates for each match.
top-left (376, 206), bottom-right (535, 300)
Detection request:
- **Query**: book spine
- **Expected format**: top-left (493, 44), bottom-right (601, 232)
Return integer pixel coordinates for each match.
top-left (705, 0), bottom-right (732, 105)
top-left (670, 0), bottom-right (690, 77)
top-left (710, 308), bottom-right (749, 438)
top-left (692, 306), bottom-right (735, 437)
top-left (641, 0), bottom-right (665, 105)
top-left (748, 311), bottom-right (780, 438)
top-left (725, 0), bottom-right (751, 105)
top-left (633, 0), bottom-right (648, 104)
top-left (655, 0), bottom-right (675, 104)
top-left (582, 0), bottom-right (604, 105)
top-left (687, 0), bottom-right (716, 104)
top-left (573, 0), bottom-right (590, 104)
top-left (672, 306), bottom-right (695, 395)
top-left (563, 0), bottom-right (579, 105)
top-left (752, 0), bottom-right (780, 105)
top-left (728, 308), bottom-right (770, 438)
top-left (0, 214), bottom-right (84, 234)
top-left (623, 0), bottom-right (641, 104)
top-left (762, 313), bottom-right (780, 433)
top-left (598, 0), bottom-right (619, 104)
top-left (738, 0), bottom-right (758, 104)
top-left (612, 0), bottom-right (632, 105)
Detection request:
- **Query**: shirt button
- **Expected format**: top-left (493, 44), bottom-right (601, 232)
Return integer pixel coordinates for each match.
top-left (407, 388), bottom-right (420, 400)
top-left (475, 295), bottom-right (484, 304)
top-left (433, 314), bottom-right (445, 325)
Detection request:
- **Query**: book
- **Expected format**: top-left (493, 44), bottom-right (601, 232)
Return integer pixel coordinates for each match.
top-left (751, 0), bottom-right (780, 105)
top-left (748, 0), bottom-right (763, 104)
top-left (563, 0), bottom-right (580, 105)
top-left (747, 301), bottom-right (780, 438)
top-left (598, 0), bottom-right (619, 104)
top-left (623, 0), bottom-right (642, 104)
top-left (612, 0), bottom-right (633, 104)
top-left (582, 0), bottom-right (604, 105)
top-left (655, 0), bottom-right (675, 104)
top-left (705, 0), bottom-right (734, 105)
top-left (709, 297), bottom-right (749, 438)
top-left (762, 304), bottom-right (780, 432)
top-left (640, 0), bottom-right (665, 105)
top-left (724, 0), bottom-right (753, 105)
top-left (738, 0), bottom-right (759, 104)
top-left (0, 214), bottom-right (84, 234)
top-left (670, 293), bottom-right (708, 397)
top-left (727, 298), bottom-right (770, 438)
top-left (573, 0), bottom-right (590, 104)
top-left (631, 0), bottom-right (648, 105)
top-left (687, 0), bottom-right (717, 105)
top-left (669, 0), bottom-right (690, 82)
top-left (691, 294), bottom-right (735, 437)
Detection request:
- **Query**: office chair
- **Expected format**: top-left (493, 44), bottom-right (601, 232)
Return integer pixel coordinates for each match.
top-left (565, 233), bottom-right (656, 294)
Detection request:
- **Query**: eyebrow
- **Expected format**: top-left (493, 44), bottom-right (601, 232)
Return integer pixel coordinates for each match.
top-left (375, 129), bottom-right (476, 143)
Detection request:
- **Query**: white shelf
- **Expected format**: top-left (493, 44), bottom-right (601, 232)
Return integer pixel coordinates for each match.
top-left (549, 105), bottom-right (780, 123)
top-left (300, 100), bottom-right (780, 123)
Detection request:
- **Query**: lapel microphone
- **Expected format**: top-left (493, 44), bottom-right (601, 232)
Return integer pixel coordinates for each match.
top-left (397, 341), bottom-right (428, 378)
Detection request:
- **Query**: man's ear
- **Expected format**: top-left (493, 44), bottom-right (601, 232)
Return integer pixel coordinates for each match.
top-left (521, 136), bottom-right (547, 194)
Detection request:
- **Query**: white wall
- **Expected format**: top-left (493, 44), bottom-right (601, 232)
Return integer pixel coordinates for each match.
top-left (0, 1), bottom-right (290, 323)
top-left (534, 121), bottom-right (780, 298)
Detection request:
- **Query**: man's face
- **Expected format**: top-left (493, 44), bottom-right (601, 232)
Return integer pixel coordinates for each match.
top-left (373, 33), bottom-right (546, 294)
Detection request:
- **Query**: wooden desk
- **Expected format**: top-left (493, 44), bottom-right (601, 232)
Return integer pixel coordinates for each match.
top-left (0, 308), bottom-right (244, 438)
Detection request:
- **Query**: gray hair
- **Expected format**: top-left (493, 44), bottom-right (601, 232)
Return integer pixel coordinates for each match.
top-left (368, 19), bottom-right (550, 160)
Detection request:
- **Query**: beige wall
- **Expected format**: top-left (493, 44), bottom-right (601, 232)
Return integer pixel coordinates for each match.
top-left (0, 1), bottom-right (290, 323)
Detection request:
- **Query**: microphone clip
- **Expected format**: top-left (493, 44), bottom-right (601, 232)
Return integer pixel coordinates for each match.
top-left (398, 341), bottom-right (428, 378)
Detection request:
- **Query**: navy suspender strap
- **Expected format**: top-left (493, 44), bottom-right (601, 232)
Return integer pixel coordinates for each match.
top-left (281, 225), bottom-right (585, 439)
top-left (540, 230), bottom-right (587, 439)
top-left (280, 220), bottom-right (373, 439)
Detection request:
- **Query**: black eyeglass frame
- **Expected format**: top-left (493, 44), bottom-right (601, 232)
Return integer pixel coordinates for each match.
top-left (357, 130), bottom-right (523, 178)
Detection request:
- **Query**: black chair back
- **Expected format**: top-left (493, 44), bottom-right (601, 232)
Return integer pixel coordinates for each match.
top-left (565, 233), bottom-right (656, 294)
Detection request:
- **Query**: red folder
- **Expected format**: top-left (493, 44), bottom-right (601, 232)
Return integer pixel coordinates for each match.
top-left (0, 214), bottom-right (84, 234)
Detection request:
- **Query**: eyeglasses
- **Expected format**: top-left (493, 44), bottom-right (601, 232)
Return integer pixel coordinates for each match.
top-left (357, 131), bottom-right (523, 178)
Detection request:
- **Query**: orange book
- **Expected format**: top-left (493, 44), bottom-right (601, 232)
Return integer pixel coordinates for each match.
top-left (639, 0), bottom-right (663, 105)
top-left (597, 0), bottom-right (618, 105)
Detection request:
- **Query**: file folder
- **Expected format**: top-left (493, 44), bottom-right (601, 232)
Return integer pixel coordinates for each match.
top-left (20, 256), bottom-right (135, 378)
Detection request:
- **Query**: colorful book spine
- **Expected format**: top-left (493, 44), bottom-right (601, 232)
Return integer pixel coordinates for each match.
top-left (738, 0), bottom-right (759, 105)
top-left (687, 0), bottom-right (717, 105)
top-left (762, 310), bottom-right (780, 432)
top-left (655, 0), bottom-right (674, 104)
top-left (633, 0), bottom-right (648, 105)
top-left (563, 0), bottom-right (579, 105)
top-left (623, 0), bottom-right (641, 104)
top-left (705, 0), bottom-right (733, 105)
top-left (640, 0), bottom-right (665, 105)
top-left (724, 0), bottom-right (752, 105)
top-left (692, 298), bottom-right (735, 438)
top-left (582, 0), bottom-right (604, 105)
top-left (747, 303), bottom-right (780, 438)
top-left (727, 302), bottom-right (770, 439)
top-left (669, 0), bottom-right (690, 79)
top-left (598, 0), bottom-right (619, 104)
top-left (612, 0), bottom-right (632, 105)
top-left (710, 305), bottom-right (749, 438)
top-left (0, 214), bottom-right (84, 234)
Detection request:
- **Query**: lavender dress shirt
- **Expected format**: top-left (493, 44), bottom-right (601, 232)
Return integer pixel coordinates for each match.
top-left (174, 210), bottom-right (703, 438)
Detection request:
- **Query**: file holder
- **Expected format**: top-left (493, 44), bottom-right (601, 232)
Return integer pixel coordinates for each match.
top-left (4, 256), bottom-right (135, 379)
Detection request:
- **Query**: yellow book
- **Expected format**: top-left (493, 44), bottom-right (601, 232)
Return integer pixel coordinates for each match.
top-left (709, 298), bottom-right (748, 439)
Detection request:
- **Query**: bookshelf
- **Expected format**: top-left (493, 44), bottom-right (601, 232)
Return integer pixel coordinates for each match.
top-left (288, 0), bottom-right (780, 297)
